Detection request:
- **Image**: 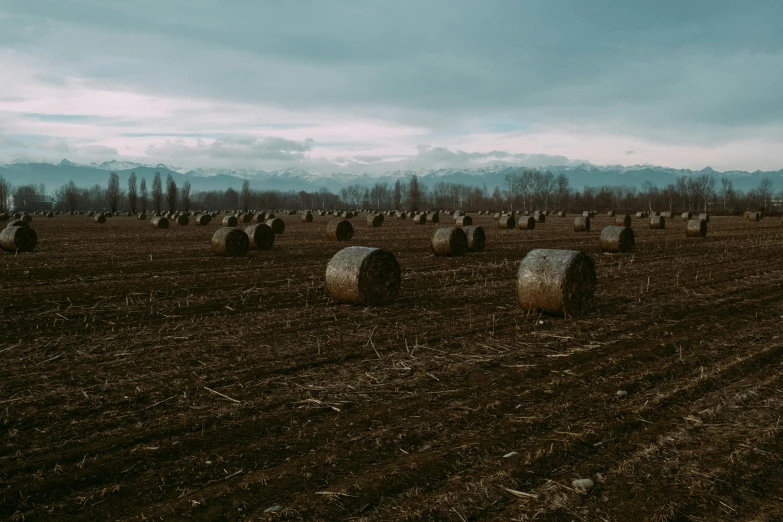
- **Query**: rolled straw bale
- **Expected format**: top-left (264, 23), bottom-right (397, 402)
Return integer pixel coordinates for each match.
top-left (686, 219), bottom-right (707, 237)
top-left (21, 214), bottom-right (32, 223)
top-left (649, 215), bottom-right (665, 229)
top-left (615, 214), bottom-right (631, 227)
top-left (194, 214), bottom-right (211, 225)
top-left (463, 225), bottom-right (486, 252)
top-left (0, 225), bottom-right (37, 253)
top-left (212, 227), bottom-right (249, 256)
top-left (516, 249), bottom-right (596, 317)
top-left (6, 219), bottom-right (28, 228)
top-left (244, 223), bottom-right (275, 250)
top-left (287, 210), bottom-right (297, 215)
top-left (46, 212), bottom-right (53, 218)
top-left (266, 217), bottom-right (285, 234)
top-left (326, 219), bottom-right (354, 241)
top-left (302, 212), bottom-right (314, 223)
top-left (0, 213), bottom-right (9, 222)
top-left (366, 214), bottom-right (383, 227)
top-left (455, 215), bottom-right (473, 227)
top-left (661, 211), bottom-right (674, 218)
top-left (325, 246), bottom-right (401, 305)
top-left (681, 211), bottom-right (692, 220)
top-left (12, 213), bottom-right (21, 219)
top-left (138, 213), bottom-right (146, 220)
top-left (698, 213), bottom-right (710, 223)
top-left (747, 211), bottom-right (760, 222)
top-left (453, 210), bottom-right (464, 217)
top-left (498, 214), bottom-right (515, 229)
top-left (558, 211), bottom-right (566, 217)
top-left (397, 211), bottom-right (407, 219)
top-left (582, 211), bottom-right (591, 217)
top-left (534, 212), bottom-right (546, 223)
top-left (607, 210), bottom-right (616, 217)
top-left (517, 216), bottom-right (536, 230)
top-left (574, 216), bottom-right (590, 232)
top-left (427, 212), bottom-right (440, 224)
top-left (412, 213), bottom-right (426, 224)
top-left (151, 216), bottom-right (169, 229)
top-left (222, 215), bottom-right (238, 227)
top-left (431, 227), bottom-right (468, 257)
top-left (343, 211), bottom-right (354, 219)
top-left (239, 213), bottom-right (253, 223)
top-left (265, 212), bottom-right (275, 220)
top-left (94, 213), bottom-right (106, 224)
top-left (600, 226), bottom-right (635, 253)
top-left (493, 212), bottom-right (502, 219)
top-left (635, 212), bottom-right (645, 218)
top-left (176, 215), bottom-right (189, 226)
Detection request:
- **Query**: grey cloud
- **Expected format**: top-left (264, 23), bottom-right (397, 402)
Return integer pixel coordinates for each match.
top-left (145, 136), bottom-right (315, 162)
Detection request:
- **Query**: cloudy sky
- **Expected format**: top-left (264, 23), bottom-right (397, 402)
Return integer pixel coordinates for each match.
top-left (1, 0), bottom-right (782, 173)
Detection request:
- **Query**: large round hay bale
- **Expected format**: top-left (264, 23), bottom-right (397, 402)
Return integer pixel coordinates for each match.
top-left (326, 219), bottom-right (354, 241)
top-left (463, 225), bottom-right (486, 252)
top-left (137, 213), bottom-right (146, 220)
top-left (343, 211), bottom-right (354, 219)
top-left (493, 212), bottom-right (502, 219)
top-left (516, 249), bottom-right (596, 317)
top-left (302, 212), bottom-right (314, 223)
top-left (244, 223), bottom-right (275, 250)
top-left (366, 214), bottom-right (383, 227)
top-left (266, 217), bottom-right (285, 234)
top-left (607, 210), bottom-right (616, 217)
top-left (12, 213), bottom-right (21, 219)
top-left (212, 227), bottom-right (249, 256)
top-left (574, 216), bottom-right (590, 232)
top-left (649, 215), bottom-right (665, 229)
top-left (238, 213), bottom-right (252, 223)
top-left (325, 246), bottom-right (401, 305)
top-left (453, 210), bottom-right (464, 217)
top-left (455, 215), bottom-right (473, 227)
top-left (686, 219), bottom-right (707, 237)
top-left (46, 212), bottom-right (53, 218)
top-left (661, 211), bottom-right (674, 218)
top-left (94, 213), bottom-right (106, 224)
top-left (534, 212), bottom-right (546, 223)
top-left (151, 216), bottom-right (169, 229)
top-left (222, 215), bottom-right (238, 227)
top-left (747, 211), bottom-right (760, 222)
top-left (194, 214), bottom-right (210, 226)
top-left (517, 216), bottom-right (536, 230)
top-left (431, 227), bottom-right (468, 257)
top-left (681, 211), bottom-right (692, 220)
top-left (412, 213), bottom-right (426, 224)
top-left (0, 213), bottom-right (9, 222)
top-left (698, 213), bottom-right (710, 223)
top-left (396, 211), bottom-right (407, 219)
top-left (615, 214), bottom-right (631, 227)
top-left (600, 226), bottom-right (635, 253)
top-left (498, 214), bottom-right (515, 229)
top-left (0, 226), bottom-right (37, 253)
top-left (265, 212), bottom-right (275, 220)
top-left (635, 212), bottom-right (646, 219)
top-left (21, 214), bottom-right (32, 223)
top-left (6, 219), bottom-right (28, 228)
top-left (176, 215), bottom-right (189, 226)
top-left (287, 210), bottom-right (297, 215)
top-left (253, 212), bottom-right (267, 222)
top-left (427, 212), bottom-right (440, 224)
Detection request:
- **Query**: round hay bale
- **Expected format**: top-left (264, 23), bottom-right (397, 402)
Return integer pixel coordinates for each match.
top-left (412, 214), bottom-right (426, 224)
top-left (343, 211), bottom-right (354, 219)
top-left (212, 227), bottom-right (250, 256)
top-left (6, 219), bottom-right (28, 228)
top-left (534, 212), bottom-right (546, 223)
top-left (0, 225), bottom-right (37, 253)
top-left (455, 215), bottom-right (473, 227)
top-left (244, 223), bottom-right (275, 250)
top-left (366, 214), bottom-right (383, 227)
top-left (151, 216), bottom-right (169, 229)
top-left (239, 213), bottom-right (253, 223)
top-left (574, 216), bottom-right (590, 232)
top-left (194, 214), bottom-right (211, 226)
top-left (582, 211), bottom-right (591, 217)
top-left (453, 210), bottom-right (464, 217)
top-left (463, 225), bottom-right (486, 252)
top-left (325, 246), bottom-right (401, 305)
top-left (615, 214), bottom-right (631, 227)
top-left (326, 219), bottom-right (354, 241)
top-left (94, 213), bottom-right (106, 224)
top-left (222, 215), bottom-right (238, 227)
top-left (698, 212), bottom-right (710, 223)
top-left (13, 212), bottom-right (21, 219)
top-left (686, 219), bottom-right (707, 237)
top-left (747, 211), bottom-right (760, 222)
top-left (607, 210), bottom-right (616, 217)
top-left (517, 249), bottom-right (596, 317)
top-left (266, 217), bottom-right (285, 234)
top-left (302, 212), bottom-right (313, 223)
top-left (681, 211), bottom-right (692, 220)
top-left (599, 226), bottom-right (635, 253)
top-left (176, 215), bottom-right (189, 226)
top-left (498, 214), bottom-right (515, 229)
top-left (426, 212), bottom-right (440, 224)
top-left (0, 213), bottom-right (9, 222)
top-left (252, 212), bottom-right (266, 222)
top-left (517, 216), bottom-right (536, 230)
top-left (265, 212), bottom-right (275, 220)
top-left (396, 211), bottom-right (407, 219)
top-left (21, 214), bottom-right (32, 223)
top-left (493, 212), bottom-right (502, 219)
top-left (558, 211), bottom-right (566, 217)
top-left (46, 212), bottom-right (53, 218)
top-left (431, 227), bottom-right (468, 257)
top-left (661, 211), bottom-right (674, 218)
top-left (287, 210), bottom-right (297, 215)
top-left (87, 211), bottom-right (94, 217)
top-left (137, 213), bottom-right (147, 220)
top-left (649, 215), bottom-right (665, 229)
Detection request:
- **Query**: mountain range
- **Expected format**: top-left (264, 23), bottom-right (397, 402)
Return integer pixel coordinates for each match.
top-left (1, 159), bottom-right (782, 195)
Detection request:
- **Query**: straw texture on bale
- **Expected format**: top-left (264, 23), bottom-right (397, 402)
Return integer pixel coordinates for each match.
top-left (151, 216), bottom-right (169, 229)
top-left (498, 214), bottom-right (515, 229)
top-left (222, 215), bottom-right (238, 227)
top-left (397, 211), bottom-right (407, 219)
top-left (252, 212), bottom-right (266, 222)
top-left (326, 219), bottom-right (354, 241)
top-left (94, 214), bottom-right (106, 224)
top-left (615, 214), bottom-right (631, 227)
top-left (137, 213), bottom-right (146, 220)
top-left (649, 215), bottom-right (665, 229)
top-left (211, 227), bottom-right (249, 256)
top-left (517, 216), bottom-right (536, 230)
top-left (6, 220), bottom-right (28, 228)
top-left (607, 210), bottom-right (616, 217)
top-left (455, 215), bottom-right (473, 227)
top-left (266, 217), bottom-right (285, 234)
top-left (535, 213), bottom-right (546, 223)
top-left (574, 216), bottom-right (590, 232)
top-left (516, 249), bottom-right (596, 317)
top-left (686, 219), bottom-right (707, 237)
top-left (412, 214), bottom-right (426, 224)
top-left (244, 223), bottom-right (275, 250)
top-left (174, 215), bottom-right (187, 226)
top-left (681, 212), bottom-right (692, 220)
top-left (427, 212), bottom-right (440, 223)
top-left (366, 214), bottom-right (383, 227)
top-left (0, 226), bottom-right (37, 253)
top-left (462, 225), bottom-right (486, 252)
top-left (431, 227), bottom-right (468, 257)
top-left (600, 226), bottom-right (635, 253)
top-left (343, 211), bottom-right (354, 219)
top-left (302, 212), bottom-right (313, 223)
top-left (698, 213), bottom-right (710, 223)
top-left (747, 212), bottom-right (760, 222)
top-left (325, 246), bottom-right (401, 306)
top-left (265, 213), bottom-right (275, 220)
top-left (194, 214), bottom-right (211, 226)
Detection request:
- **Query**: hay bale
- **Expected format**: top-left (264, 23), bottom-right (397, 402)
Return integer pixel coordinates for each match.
top-left (343, 211), bottom-right (354, 219)
top-left (326, 219), bottom-right (354, 241)
top-left (607, 210), bottom-right (616, 217)
top-left (661, 211), bottom-right (674, 218)
top-left (600, 226), bottom-right (635, 253)
top-left (244, 223), bottom-right (275, 250)
top-left (21, 214), bottom-right (32, 223)
top-left (265, 212), bottom-right (275, 220)
top-left (176, 215), bottom-right (189, 226)
top-left (516, 249), bottom-right (596, 317)
top-left (325, 246), bottom-right (401, 305)
top-left (558, 211), bottom-right (566, 217)
top-left (574, 216), bottom-right (590, 232)
top-left (287, 210), bottom-right (297, 215)
top-left (6, 219), bottom-right (28, 228)
top-left (366, 214), bottom-right (383, 227)
top-left (498, 214), bottom-right (515, 229)
top-left (747, 211), bottom-right (760, 222)
top-left (302, 212), bottom-right (313, 223)
top-left (194, 214), bottom-right (211, 226)
top-left (635, 212), bottom-right (645, 218)
top-left (455, 215), bottom-right (473, 227)
top-left (137, 213), bottom-right (146, 220)
top-left (534, 212), bottom-right (546, 223)
top-left (412, 213), bottom-right (426, 224)
top-left (266, 217), bottom-right (285, 234)
top-left (698, 213), bottom-right (710, 223)
top-left (431, 227), bottom-right (468, 257)
top-left (12, 213), bottom-right (21, 219)
top-left (686, 218), bottom-right (707, 237)
top-left (463, 225), bottom-right (486, 252)
top-left (615, 214), bottom-right (631, 227)
top-left (453, 210), bottom-right (464, 217)
top-left (0, 225), bottom-right (37, 253)
top-left (517, 216), bottom-right (536, 230)
top-left (426, 212), bottom-right (440, 223)
top-left (94, 213), bottom-right (106, 224)
top-left (582, 211), bottom-right (591, 217)
top-left (239, 213), bottom-right (253, 223)
top-left (396, 211), bottom-right (407, 219)
top-left (222, 215), bottom-right (238, 227)
top-left (212, 227), bottom-right (250, 256)
top-left (681, 211), bottom-right (692, 220)
top-left (46, 212), bottom-right (53, 218)
top-left (649, 215), bottom-right (665, 229)
top-left (151, 216), bottom-right (169, 229)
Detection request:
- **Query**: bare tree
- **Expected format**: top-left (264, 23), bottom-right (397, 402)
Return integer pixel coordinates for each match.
top-left (128, 172), bottom-right (138, 213)
top-left (758, 176), bottom-right (773, 212)
top-left (152, 172), bottom-right (163, 212)
top-left (0, 175), bottom-right (12, 213)
top-left (393, 179), bottom-right (402, 210)
top-left (241, 179), bottom-right (250, 212)
top-left (140, 178), bottom-right (148, 213)
top-left (166, 174), bottom-right (177, 211)
top-left (407, 175), bottom-right (421, 212)
top-left (106, 172), bottom-right (121, 213)
top-left (180, 180), bottom-right (191, 212)
top-left (55, 180), bottom-right (80, 211)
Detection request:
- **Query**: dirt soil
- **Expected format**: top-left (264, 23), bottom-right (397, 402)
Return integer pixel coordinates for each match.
top-left (1, 213), bottom-right (782, 521)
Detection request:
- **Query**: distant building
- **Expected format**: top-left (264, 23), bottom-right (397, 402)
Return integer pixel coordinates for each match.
top-left (12, 194), bottom-right (54, 212)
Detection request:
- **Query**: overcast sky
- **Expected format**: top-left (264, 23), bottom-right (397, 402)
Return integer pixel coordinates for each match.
top-left (1, 0), bottom-right (782, 173)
